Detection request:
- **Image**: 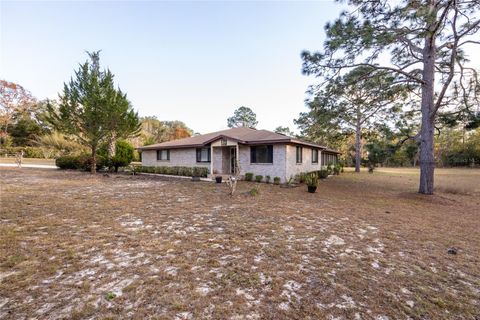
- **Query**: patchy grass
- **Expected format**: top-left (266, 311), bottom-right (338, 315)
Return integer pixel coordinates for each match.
top-left (0, 167), bottom-right (479, 319)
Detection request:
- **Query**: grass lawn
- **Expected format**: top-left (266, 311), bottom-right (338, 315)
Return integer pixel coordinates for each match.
top-left (0, 167), bottom-right (479, 319)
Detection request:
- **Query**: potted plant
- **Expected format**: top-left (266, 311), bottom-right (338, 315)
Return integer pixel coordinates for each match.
top-left (273, 177), bottom-right (281, 185)
top-left (305, 172), bottom-right (319, 193)
top-left (215, 176), bottom-right (223, 183)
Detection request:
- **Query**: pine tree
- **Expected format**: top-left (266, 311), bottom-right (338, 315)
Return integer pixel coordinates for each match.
top-left (298, 66), bottom-right (408, 172)
top-left (302, 0), bottom-right (480, 194)
top-left (227, 106), bottom-right (258, 128)
top-left (47, 51), bottom-right (140, 173)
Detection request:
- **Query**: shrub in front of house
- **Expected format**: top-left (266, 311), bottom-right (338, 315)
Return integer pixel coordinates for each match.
top-left (77, 154), bottom-right (107, 172)
top-left (56, 155), bottom-right (82, 169)
top-left (56, 154), bottom-right (106, 171)
top-left (136, 166), bottom-right (208, 178)
top-left (317, 169), bottom-right (329, 179)
top-left (192, 167), bottom-right (205, 177)
top-left (333, 163), bottom-right (341, 175)
top-left (255, 175), bottom-right (263, 182)
top-left (108, 140), bottom-right (135, 172)
top-left (265, 175), bottom-right (271, 183)
top-left (273, 177), bottom-right (281, 185)
top-left (326, 164), bottom-right (333, 175)
top-left (245, 172), bottom-right (254, 181)
top-left (296, 172), bottom-right (308, 183)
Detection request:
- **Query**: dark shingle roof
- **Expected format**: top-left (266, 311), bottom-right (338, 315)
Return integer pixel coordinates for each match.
top-left (138, 127), bottom-right (340, 153)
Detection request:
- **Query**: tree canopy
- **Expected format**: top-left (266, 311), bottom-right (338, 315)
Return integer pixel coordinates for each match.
top-left (298, 66), bottom-right (408, 172)
top-left (274, 126), bottom-right (295, 137)
top-left (0, 80), bottom-right (37, 139)
top-left (47, 51), bottom-right (140, 173)
top-left (227, 106), bottom-right (258, 128)
top-left (137, 117), bottom-right (192, 146)
top-left (301, 0), bottom-right (480, 194)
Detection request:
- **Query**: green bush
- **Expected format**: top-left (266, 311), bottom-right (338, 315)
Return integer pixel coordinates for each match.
top-left (317, 169), bottom-right (329, 179)
top-left (24, 147), bottom-right (45, 158)
top-left (110, 140), bottom-right (135, 172)
top-left (273, 177), bottom-right (281, 185)
top-left (249, 185), bottom-right (259, 196)
top-left (245, 172), bottom-right (254, 181)
top-left (255, 175), bottom-right (263, 182)
top-left (333, 163), bottom-right (341, 175)
top-left (192, 167), bottom-right (206, 177)
top-left (56, 154), bottom-right (106, 171)
top-left (326, 163), bottom-right (333, 175)
top-left (56, 155), bottom-right (81, 169)
top-left (136, 166), bottom-right (208, 178)
top-left (297, 172), bottom-right (307, 183)
top-left (265, 175), bottom-right (271, 183)
top-left (77, 154), bottom-right (107, 172)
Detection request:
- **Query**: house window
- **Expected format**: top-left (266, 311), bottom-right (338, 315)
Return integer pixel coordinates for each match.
top-left (157, 149), bottom-right (170, 161)
top-left (312, 149), bottom-right (318, 163)
top-left (296, 146), bottom-right (303, 163)
top-left (250, 145), bottom-right (273, 164)
top-left (196, 147), bottom-right (211, 162)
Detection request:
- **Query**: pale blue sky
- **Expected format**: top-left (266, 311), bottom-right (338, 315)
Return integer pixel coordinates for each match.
top-left (1, 1), bottom-right (342, 133)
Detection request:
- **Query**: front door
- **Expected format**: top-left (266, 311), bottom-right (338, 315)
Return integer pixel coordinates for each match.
top-left (230, 147), bottom-right (237, 174)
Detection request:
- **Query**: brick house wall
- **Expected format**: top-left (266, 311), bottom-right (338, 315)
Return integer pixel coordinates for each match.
top-left (141, 148), bottom-right (210, 169)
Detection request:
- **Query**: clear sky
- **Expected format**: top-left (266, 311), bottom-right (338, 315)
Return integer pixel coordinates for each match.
top-left (1, 1), bottom-right (343, 134)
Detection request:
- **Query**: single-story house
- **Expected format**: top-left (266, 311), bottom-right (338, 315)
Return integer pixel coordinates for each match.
top-left (138, 127), bottom-right (340, 182)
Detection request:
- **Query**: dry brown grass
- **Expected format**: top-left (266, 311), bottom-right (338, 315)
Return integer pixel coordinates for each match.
top-left (0, 157), bottom-right (55, 166)
top-left (0, 167), bottom-right (479, 319)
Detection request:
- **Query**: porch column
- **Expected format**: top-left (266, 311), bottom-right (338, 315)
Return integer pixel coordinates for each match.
top-left (210, 145), bottom-right (213, 176)
top-left (236, 144), bottom-right (239, 175)
top-left (319, 150), bottom-right (323, 167)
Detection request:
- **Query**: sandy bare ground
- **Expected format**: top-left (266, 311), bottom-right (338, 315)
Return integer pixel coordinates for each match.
top-left (0, 168), bottom-right (479, 319)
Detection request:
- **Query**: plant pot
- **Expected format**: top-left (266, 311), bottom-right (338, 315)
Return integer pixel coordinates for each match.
top-left (307, 185), bottom-right (317, 193)
top-left (215, 176), bottom-right (223, 183)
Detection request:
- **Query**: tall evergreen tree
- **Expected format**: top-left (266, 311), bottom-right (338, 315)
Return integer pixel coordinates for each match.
top-left (227, 106), bottom-right (258, 128)
top-left (274, 126), bottom-right (295, 137)
top-left (297, 66), bottom-right (407, 172)
top-left (302, 0), bottom-right (480, 194)
top-left (47, 51), bottom-right (140, 173)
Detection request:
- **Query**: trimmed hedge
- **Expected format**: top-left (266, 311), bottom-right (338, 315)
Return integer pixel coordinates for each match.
top-left (245, 173), bottom-right (254, 181)
top-left (135, 166), bottom-right (209, 178)
top-left (56, 155), bottom-right (81, 169)
top-left (56, 154), bottom-right (107, 171)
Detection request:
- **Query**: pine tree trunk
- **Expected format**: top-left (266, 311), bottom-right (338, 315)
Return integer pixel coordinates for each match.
top-left (418, 32), bottom-right (436, 195)
top-left (108, 132), bottom-right (117, 158)
top-left (355, 118), bottom-right (361, 173)
top-left (91, 146), bottom-right (97, 174)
